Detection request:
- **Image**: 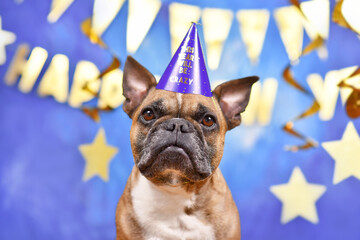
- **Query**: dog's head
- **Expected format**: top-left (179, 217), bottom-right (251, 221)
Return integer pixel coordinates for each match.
top-left (123, 56), bottom-right (258, 186)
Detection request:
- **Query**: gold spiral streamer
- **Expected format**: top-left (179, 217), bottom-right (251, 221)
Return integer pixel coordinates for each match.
top-left (82, 106), bottom-right (114, 123)
top-left (338, 67), bottom-right (360, 119)
top-left (333, 0), bottom-right (360, 35)
top-left (282, 0), bottom-right (326, 152)
top-left (80, 17), bottom-right (122, 122)
top-left (283, 0), bottom-right (360, 150)
top-left (282, 65), bottom-right (320, 152)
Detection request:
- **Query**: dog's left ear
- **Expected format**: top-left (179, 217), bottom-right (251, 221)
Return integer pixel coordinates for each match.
top-left (213, 76), bottom-right (259, 130)
top-left (122, 56), bottom-right (157, 118)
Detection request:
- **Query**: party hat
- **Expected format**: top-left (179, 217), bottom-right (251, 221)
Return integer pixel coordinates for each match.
top-left (156, 23), bottom-right (212, 97)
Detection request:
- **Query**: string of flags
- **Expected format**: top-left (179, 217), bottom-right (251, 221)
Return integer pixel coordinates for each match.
top-left (132, 0), bottom-right (331, 68)
top-left (44, 0), bottom-right (334, 69)
top-left (2, 0), bottom-right (359, 72)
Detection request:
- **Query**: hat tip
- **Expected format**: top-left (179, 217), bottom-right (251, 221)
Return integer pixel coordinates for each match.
top-left (191, 21), bottom-right (201, 26)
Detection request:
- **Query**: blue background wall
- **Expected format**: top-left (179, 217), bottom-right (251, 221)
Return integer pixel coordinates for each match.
top-left (0, 0), bottom-right (359, 239)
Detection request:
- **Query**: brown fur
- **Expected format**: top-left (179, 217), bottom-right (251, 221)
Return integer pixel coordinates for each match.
top-left (116, 56), bottom-right (258, 239)
top-left (116, 168), bottom-right (240, 239)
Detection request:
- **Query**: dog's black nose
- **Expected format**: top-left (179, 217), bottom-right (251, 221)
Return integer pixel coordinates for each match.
top-left (162, 118), bottom-right (194, 133)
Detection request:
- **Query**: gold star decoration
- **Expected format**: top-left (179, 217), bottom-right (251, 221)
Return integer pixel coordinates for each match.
top-left (322, 121), bottom-right (360, 184)
top-left (79, 128), bottom-right (118, 182)
top-left (270, 167), bottom-right (326, 224)
top-left (0, 16), bottom-right (16, 65)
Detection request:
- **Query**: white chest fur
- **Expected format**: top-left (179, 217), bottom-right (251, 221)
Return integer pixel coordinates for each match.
top-left (131, 175), bottom-right (215, 240)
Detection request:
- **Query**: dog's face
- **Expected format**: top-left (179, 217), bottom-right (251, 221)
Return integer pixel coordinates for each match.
top-left (129, 89), bottom-right (226, 185)
top-left (122, 56), bottom-right (258, 186)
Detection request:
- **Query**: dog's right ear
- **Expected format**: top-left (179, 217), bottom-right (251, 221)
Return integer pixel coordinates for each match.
top-left (122, 56), bottom-right (157, 118)
top-left (213, 76), bottom-right (258, 130)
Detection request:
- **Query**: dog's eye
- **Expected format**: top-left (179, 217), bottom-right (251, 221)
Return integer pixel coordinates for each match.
top-left (201, 115), bottom-right (215, 127)
top-left (142, 109), bottom-right (155, 121)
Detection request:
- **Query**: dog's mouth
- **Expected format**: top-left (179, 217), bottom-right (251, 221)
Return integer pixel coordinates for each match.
top-left (137, 143), bottom-right (192, 170)
top-left (137, 142), bottom-right (210, 181)
top-left (161, 145), bottom-right (189, 156)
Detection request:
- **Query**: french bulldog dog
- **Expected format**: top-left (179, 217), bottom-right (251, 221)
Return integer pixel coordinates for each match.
top-left (116, 56), bottom-right (258, 240)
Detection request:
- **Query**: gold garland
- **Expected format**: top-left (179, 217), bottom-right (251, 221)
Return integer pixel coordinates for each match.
top-left (333, 0), bottom-right (360, 35)
top-left (282, 0), bottom-right (325, 152)
top-left (338, 67), bottom-right (360, 118)
top-left (80, 18), bottom-right (122, 122)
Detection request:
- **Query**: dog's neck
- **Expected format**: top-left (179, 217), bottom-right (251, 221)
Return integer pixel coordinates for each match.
top-left (130, 170), bottom-right (216, 239)
top-left (133, 168), bottom-right (212, 196)
top-left (133, 173), bottom-right (197, 206)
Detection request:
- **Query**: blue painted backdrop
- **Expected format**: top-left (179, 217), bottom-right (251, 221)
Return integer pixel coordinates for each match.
top-left (0, 0), bottom-right (360, 239)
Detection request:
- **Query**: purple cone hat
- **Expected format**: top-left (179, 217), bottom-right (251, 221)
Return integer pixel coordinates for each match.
top-left (156, 23), bottom-right (212, 97)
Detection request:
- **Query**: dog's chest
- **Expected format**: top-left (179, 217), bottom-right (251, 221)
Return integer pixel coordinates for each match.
top-left (131, 175), bottom-right (215, 240)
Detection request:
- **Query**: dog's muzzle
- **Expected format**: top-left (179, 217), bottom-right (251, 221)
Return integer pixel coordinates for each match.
top-left (137, 118), bottom-right (212, 180)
